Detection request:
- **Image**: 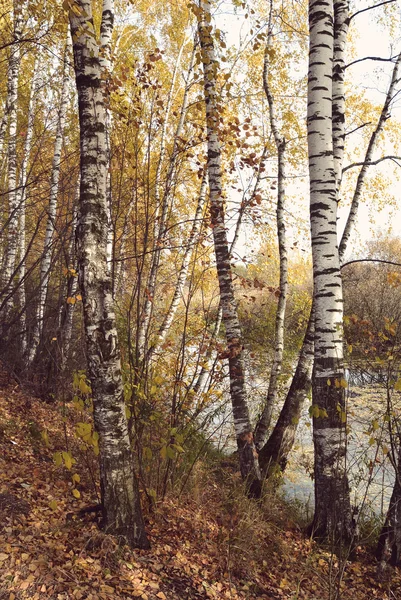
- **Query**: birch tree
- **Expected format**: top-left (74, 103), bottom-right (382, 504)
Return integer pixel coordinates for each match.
top-left (28, 36), bottom-right (72, 364)
top-left (2, 1), bottom-right (24, 315)
top-left (307, 0), bottom-right (353, 541)
top-left (196, 0), bottom-right (262, 496)
top-left (68, 0), bottom-right (149, 548)
top-left (254, 0), bottom-right (288, 450)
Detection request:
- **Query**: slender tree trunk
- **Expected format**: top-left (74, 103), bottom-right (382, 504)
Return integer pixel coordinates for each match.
top-left (254, 1), bottom-right (288, 450)
top-left (147, 171), bottom-right (207, 360)
top-left (259, 307), bottom-right (314, 473)
top-left (59, 178), bottom-right (80, 368)
top-left (136, 35), bottom-right (189, 361)
top-left (308, 0), bottom-right (352, 542)
top-left (197, 0), bottom-right (261, 497)
top-left (28, 37), bottom-right (72, 364)
top-left (69, 0), bottom-right (149, 549)
top-left (377, 446), bottom-right (401, 566)
top-left (339, 50), bottom-right (401, 261)
top-left (99, 0), bottom-right (114, 274)
top-left (3, 1), bottom-right (24, 314)
top-left (17, 56), bottom-right (40, 356)
top-left (332, 0), bottom-right (349, 194)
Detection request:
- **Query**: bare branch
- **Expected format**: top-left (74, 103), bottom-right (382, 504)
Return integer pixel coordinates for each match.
top-left (345, 122), bottom-right (371, 137)
top-left (341, 258), bottom-right (401, 269)
top-left (349, 0), bottom-right (396, 22)
top-left (342, 155), bottom-right (401, 173)
top-left (346, 55), bottom-right (398, 69)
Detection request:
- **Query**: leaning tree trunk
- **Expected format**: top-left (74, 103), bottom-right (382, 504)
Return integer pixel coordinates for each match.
top-left (197, 0), bottom-right (262, 497)
top-left (377, 444), bottom-right (401, 566)
top-left (339, 49), bottom-right (401, 261)
top-left (254, 0), bottom-right (288, 450)
top-left (69, 0), bottom-right (149, 549)
top-left (259, 306), bottom-right (314, 473)
top-left (307, 0), bottom-right (353, 542)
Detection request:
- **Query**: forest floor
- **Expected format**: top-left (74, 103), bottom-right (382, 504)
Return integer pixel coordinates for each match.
top-left (0, 367), bottom-right (400, 600)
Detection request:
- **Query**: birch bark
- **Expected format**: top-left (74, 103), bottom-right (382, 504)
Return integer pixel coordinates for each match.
top-left (99, 0), bottom-right (114, 273)
top-left (69, 0), bottom-right (149, 548)
top-left (17, 56), bottom-right (40, 356)
top-left (3, 1), bottom-right (24, 312)
top-left (28, 37), bottom-right (72, 364)
top-left (254, 1), bottom-right (288, 450)
top-left (197, 0), bottom-right (261, 496)
top-left (308, 0), bottom-right (352, 541)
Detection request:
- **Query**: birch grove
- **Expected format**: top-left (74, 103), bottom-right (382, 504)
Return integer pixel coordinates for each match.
top-left (0, 0), bottom-right (400, 560)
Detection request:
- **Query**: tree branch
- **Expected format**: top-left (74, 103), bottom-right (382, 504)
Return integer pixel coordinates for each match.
top-left (342, 155), bottom-right (401, 173)
top-left (349, 0), bottom-right (396, 22)
top-left (341, 258), bottom-right (401, 269)
top-left (345, 122), bottom-right (371, 137)
top-left (346, 55), bottom-right (398, 69)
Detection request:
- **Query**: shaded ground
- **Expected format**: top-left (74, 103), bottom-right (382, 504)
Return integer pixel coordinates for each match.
top-left (0, 366), bottom-right (400, 599)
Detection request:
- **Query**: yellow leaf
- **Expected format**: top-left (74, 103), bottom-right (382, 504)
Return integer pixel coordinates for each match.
top-left (75, 294), bottom-right (82, 301)
top-left (54, 452), bottom-right (63, 467)
top-left (327, 379), bottom-right (331, 386)
top-left (49, 500), bottom-right (58, 511)
top-left (66, 296), bottom-right (76, 305)
top-left (62, 451), bottom-right (73, 470)
top-left (72, 489), bottom-right (81, 499)
top-left (72, 473), bottom-right (81, 483)
top-left (41, 430), bottom-right (50, 447)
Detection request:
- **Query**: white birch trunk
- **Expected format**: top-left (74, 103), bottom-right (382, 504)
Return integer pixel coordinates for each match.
top-left (332, 0), bottom-right (349, 194)
top-left (308, 0), bottom-right (352, 541)
top-left (254, 2), bottom-right (288, 449)
top-left (69, 0), bottom-right (149, 548)
top-left (147, 172), bottom-right (207, 360)
top-left (17, 56), bottom-right (40, 356)
top-left (27, 37), bottom-right (72, 364)
top-left (197, 0), bottom-right (261, 496)
top-left (99, 0), bottom-right (114, 273)
top-left (3, 1), bottom-right (24, 311)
